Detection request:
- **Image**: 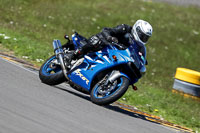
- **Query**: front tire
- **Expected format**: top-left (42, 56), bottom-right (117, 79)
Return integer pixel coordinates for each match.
top-left (39, 55), bottom-right (66, 85)
top-left (90, 76), bottom-right (129, 105)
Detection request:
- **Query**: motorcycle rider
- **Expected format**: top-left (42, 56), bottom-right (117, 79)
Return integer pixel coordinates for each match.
top-left (65, 19), bottom-right (153, 68)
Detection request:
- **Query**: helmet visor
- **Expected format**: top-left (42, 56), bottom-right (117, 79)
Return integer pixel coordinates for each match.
top-left (136, 27), bottom-right (150, 43)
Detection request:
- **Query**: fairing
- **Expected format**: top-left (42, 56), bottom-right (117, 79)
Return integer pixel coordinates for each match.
top-left (68, 33), bottom-right (146, 91)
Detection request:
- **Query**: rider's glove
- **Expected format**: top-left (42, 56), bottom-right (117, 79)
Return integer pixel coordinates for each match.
top-left (117, 43), bottom-right (126, 50)
top-left (111, 42), bottom-right (126, 50)
top-left (108, 36), bottom-right (118, 43)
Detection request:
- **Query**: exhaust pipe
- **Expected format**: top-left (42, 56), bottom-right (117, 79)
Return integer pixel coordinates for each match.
top-left (52, 40), bottom-right (68, 79)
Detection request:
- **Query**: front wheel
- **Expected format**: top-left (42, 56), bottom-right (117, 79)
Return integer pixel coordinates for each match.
top-left (90, 76), bottom-right (129, 105)
top-left (39, 55), bottom-right (66, 85)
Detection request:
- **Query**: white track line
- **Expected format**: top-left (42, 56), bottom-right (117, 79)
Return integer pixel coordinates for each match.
top-left (0, 57), bottom-right (38, 75)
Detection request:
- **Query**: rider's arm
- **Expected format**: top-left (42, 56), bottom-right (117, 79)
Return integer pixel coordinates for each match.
top-left (101, 24), bottom-right (132, 42)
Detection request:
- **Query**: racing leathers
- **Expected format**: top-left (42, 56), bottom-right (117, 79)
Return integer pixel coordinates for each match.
top-left (67, 24), bottom-right (146, 66)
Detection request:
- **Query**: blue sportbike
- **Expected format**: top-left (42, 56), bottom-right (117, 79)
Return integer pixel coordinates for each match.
top-left (39, 33), bottom-right (147, 105)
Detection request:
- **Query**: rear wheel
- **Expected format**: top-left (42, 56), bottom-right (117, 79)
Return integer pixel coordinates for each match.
top-left (90, 76), bottom-right (129, 105)
top-left (39, 55), bottom-right (66, 85)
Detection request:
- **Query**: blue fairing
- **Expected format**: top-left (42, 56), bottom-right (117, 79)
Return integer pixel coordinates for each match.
top-left (68, 33), bottom-right (146, 91)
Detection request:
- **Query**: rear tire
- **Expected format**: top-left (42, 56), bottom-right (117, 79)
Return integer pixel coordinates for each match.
top-left (39, 55), bottom-right (66, 85)
top-left (90, 76), bottom-right (129, 105)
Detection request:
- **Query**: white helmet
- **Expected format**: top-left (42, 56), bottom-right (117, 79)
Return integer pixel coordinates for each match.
top-left (131, 20), bottom-right (153, 46)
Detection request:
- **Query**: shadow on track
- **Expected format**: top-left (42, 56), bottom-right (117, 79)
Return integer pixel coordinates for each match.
top-left (54, 85), bottom-right (91, 101)
top-left (53, 85), bottom-right (160, 125)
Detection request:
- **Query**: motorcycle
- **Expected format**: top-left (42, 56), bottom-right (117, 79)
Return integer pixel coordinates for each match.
top-left (39, 32), bottom-right (147, 105)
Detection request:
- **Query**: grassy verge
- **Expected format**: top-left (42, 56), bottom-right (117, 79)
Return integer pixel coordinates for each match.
top-left (119, 84), bottom-right (200, 131)
top-left (0, 0), bottom-right (199, 131)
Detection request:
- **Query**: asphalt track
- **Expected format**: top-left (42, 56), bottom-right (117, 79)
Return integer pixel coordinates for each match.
top-left (152, 0), bottom-right (200, 7)
top-left (0, 57), bottom-right (179, 133)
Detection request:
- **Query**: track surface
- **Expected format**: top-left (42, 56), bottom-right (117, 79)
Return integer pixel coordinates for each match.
top-left (0, 58), bottom-right (178, 133)
top-left (152, 0), bottom-right (200, 7)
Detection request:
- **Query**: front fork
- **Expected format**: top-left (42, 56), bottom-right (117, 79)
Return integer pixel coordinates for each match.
top-left (52, 40), bottom-right (68, 79)
top-left (104, 70), bottom-right (137, 90)
top-left (103, 70), bottom-right (123, 86)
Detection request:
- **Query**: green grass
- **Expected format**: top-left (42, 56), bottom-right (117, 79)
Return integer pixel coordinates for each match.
top-left (0, 0), bottom-right (200, 131)
top-left (119, 84), bottom-right (200, 131)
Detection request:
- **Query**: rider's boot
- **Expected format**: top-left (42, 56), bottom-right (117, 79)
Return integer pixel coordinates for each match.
top-left (64, 38), bottom-right (94, 70)
top-left (64, 48), bottom-right (83, 70)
